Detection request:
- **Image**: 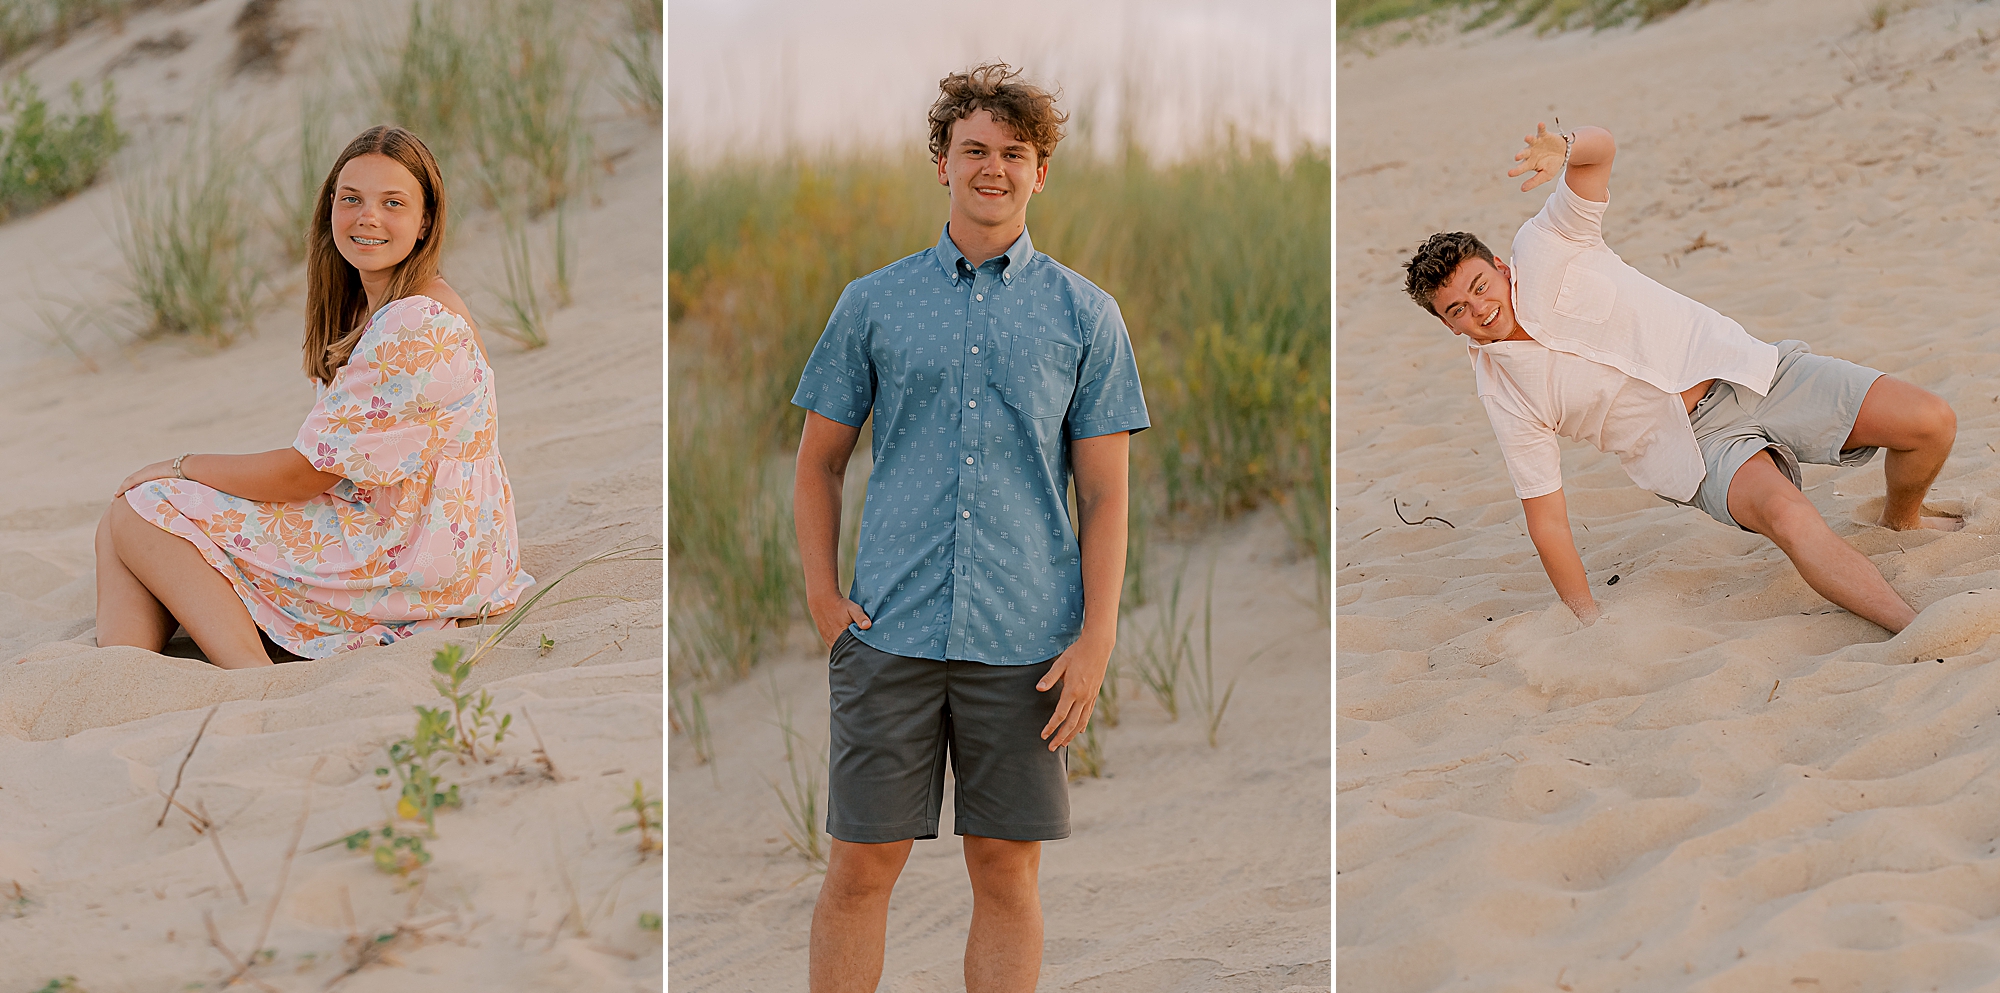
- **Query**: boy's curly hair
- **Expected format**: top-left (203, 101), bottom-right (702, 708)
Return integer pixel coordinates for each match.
top-left (927, 62), bottom-right (1068, 164)
top-left (1403, 232), bottom-right (1497, 316)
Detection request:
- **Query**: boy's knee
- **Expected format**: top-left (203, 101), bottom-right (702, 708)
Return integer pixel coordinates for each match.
top-left (1744, 488), bottom-right (1822, 544)
top-left (1922, 395), bottom-right (1958, 447)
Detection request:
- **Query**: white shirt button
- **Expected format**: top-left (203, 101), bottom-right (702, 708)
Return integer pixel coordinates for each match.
top-left (962, 511), bottom-right (970, 518)
top-left (965, 457), bottom-right (974, 464)
top-left (970, 346), bottom-right (979, 353)
top-left (967, 400), bottom-right (976, 407)
top-left (975, 293), bottom-right (984, 301)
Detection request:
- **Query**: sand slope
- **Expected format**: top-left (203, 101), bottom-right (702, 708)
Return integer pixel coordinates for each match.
top-left (668, 511), bottom-right (1331, 992)
top-left (1338, 0), bottom-right (2000, 989)
top-left (0, 2), bottom-right (664, 989)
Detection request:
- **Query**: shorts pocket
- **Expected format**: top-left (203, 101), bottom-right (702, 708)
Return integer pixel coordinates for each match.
top-left (1552, 261), bottom-right (1615, 324)
top-left (997, 335), bottom-right (1080, 419)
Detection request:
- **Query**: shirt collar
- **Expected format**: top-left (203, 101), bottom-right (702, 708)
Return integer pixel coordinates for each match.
top-left (935, 224), bottom-right (1035, 281)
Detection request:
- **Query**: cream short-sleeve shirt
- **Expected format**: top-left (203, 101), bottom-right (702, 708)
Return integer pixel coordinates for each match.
top-left (1472, 174), bottom-right (1781, 502)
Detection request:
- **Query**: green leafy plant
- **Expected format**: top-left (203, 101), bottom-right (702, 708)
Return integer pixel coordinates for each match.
top-left (331, 823), bottom-right (434, 879)
top-left (428, 644), bottom-right (512, 762)
top-left (31, 978), bottom-right (85, 993)
top-left (0, 75), bottom-right (123, 222)
top-left (616, 779), bottom-right (661, 858)
top-left (374, 706), bottom-right (461, 833)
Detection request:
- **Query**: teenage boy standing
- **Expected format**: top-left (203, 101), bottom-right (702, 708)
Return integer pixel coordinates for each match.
top-left (791, 63), bottom-right (1149, 993)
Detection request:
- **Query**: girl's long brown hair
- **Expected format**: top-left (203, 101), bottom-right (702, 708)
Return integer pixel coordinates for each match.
top-left (303, 126), bottom-right (449, 384)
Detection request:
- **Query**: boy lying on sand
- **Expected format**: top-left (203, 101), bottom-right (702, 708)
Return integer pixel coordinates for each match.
top-left (1401, 122), bottom-right (1960, 634)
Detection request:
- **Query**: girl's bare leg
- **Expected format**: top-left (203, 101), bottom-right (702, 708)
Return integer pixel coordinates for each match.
top-left (104, 498), bottom-right (272, 669)
top-left (95, 501), bottom-right (175, 651)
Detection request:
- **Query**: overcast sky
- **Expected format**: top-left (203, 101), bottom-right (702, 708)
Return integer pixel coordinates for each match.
top-left (667, 0), bottom-right (1331, 162)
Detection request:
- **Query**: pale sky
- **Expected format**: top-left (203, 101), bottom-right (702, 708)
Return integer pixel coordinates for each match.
top-left (667, 0), bottom-right (1331, 162)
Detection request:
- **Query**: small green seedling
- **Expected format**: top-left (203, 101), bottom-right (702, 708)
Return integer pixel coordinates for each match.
top-left (616, 779), bottom-right (661, 858)
top-left (374, 705), bottom-right (461, 832)
top-left (429, 645), bottom-right (512, 762)
top-left (638, 912), bottom-right (662, 932)
top-left (334, 824), bottom-right (434, 879)
top-left (538, 633), bottom-right (555, 655)
top-left (32, 978), bottom-right (85, 993)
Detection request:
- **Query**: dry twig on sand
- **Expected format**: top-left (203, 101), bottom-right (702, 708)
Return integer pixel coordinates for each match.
top-left (203, 910), bottom-right (280, 993)
top-left (157, 704), bottom-right (218, 827)
top-left (223, 760), bottom-right (324, 984)
top-left (520, 707), bottom-right (565, 782)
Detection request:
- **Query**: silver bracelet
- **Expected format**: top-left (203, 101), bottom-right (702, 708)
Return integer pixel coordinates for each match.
top-left (173, 453), bottom-right (192, 480)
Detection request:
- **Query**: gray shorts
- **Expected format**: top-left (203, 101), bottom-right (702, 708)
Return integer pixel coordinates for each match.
top-left (826, 630), bottom-right (1071, 844)
top-left (1671, 339), bottom-right (1883, 531)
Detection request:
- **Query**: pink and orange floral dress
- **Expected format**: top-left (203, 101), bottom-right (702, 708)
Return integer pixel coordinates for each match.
top-left (127, 295), bottom-right (535, 659)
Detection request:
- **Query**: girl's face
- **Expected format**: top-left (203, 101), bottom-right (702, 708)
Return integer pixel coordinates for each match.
top-left (331, 153), bottom-right (428, 278)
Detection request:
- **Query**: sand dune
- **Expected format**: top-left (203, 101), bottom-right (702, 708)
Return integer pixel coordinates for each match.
top-left (1338, 0), bottom-right (2000, 988)
top-left (669, 511), bottom-right (1332, 992)
top-left (0, 2), bottom-right (663, 989)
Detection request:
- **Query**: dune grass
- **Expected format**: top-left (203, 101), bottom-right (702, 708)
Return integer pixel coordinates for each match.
top-left (0, 76), bottom-right (122, 221)
top-left (116, 120), bottom-right (264, 342)
top-left (669, 145), bottom-right (1330, 681)
top-left (0, 0), bottom-right (139, 64)
top-left (355, 0), bottom-right (589, 216)
top-left (1336, 0), bottom-right (1699, 36)
top-left (605, 0), bottom-right (662, 120)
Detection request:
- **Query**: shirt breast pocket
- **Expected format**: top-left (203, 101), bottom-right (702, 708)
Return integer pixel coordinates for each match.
top-left (1552, 261), bottom-right (1616, 324)
top-left (997, 335), bottom-right (1080, 419)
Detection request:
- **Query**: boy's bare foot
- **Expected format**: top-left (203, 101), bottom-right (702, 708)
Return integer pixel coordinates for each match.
top-left (1879, 514), bottom-right (1964, 532)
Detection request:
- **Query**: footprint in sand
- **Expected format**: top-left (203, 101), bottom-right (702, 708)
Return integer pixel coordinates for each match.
top-left (1845, 495), bottom-right (1972, 533)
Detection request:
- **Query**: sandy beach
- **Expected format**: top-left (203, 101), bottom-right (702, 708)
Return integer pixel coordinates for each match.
top-left (0, 2), bottom-right (663, 989)
top-left (668, 510), bottom-right (1331, 992)
top-left (1338, 0), bottom-right (2000, 989)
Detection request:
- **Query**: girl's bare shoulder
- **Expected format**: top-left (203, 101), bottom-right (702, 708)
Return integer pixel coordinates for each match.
top-left (416, 278), bottom-right (477, 330)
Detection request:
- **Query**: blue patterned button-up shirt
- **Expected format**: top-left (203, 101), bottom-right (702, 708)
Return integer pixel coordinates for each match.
top-left (792, 225), bottom-right (1150, 665)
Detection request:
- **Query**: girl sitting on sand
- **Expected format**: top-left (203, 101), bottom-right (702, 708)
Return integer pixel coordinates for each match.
top-left (95, 125), bottom-right (534, 669)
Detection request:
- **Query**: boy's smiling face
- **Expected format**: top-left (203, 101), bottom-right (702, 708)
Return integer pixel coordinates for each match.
top-left (1432, 256), bottom-right (1527, 344)
top-left (936, 109), bottom-right (1047, 235)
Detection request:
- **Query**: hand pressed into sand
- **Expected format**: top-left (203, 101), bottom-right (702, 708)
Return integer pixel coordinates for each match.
top-left (1038, 630), bottom-right (1112, 751)
top-left (1507, 121), bottom-right (1569, 192)
top-left (807, 591), bottom-right (871, 649)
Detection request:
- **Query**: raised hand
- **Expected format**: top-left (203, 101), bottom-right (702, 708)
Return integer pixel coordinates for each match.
top-left (1506, 121), bottom-right (1570, 192)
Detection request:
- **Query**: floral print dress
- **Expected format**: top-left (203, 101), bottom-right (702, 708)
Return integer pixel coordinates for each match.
top-left (126, 295), bottom-right (535, 659)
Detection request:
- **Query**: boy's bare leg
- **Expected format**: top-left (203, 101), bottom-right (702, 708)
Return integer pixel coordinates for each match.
top-left (811, 838), bottom-right (913, 993)
top-left (1728, 451), bottom-right (1917, 633)
top-left (962, 836), bottom-right (1042, 993)
top-left (1843, 376), bottom-right (1960, 531)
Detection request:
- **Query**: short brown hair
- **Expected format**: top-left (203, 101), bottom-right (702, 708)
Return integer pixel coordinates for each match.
top-left (927, 62), bottom-right (1068, 164)
top-left (1402, 232), bottom-right (1496, 316)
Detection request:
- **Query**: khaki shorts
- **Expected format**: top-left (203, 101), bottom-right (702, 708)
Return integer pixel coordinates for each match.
top-left (1668, 339), bottom-right (1883, 531)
